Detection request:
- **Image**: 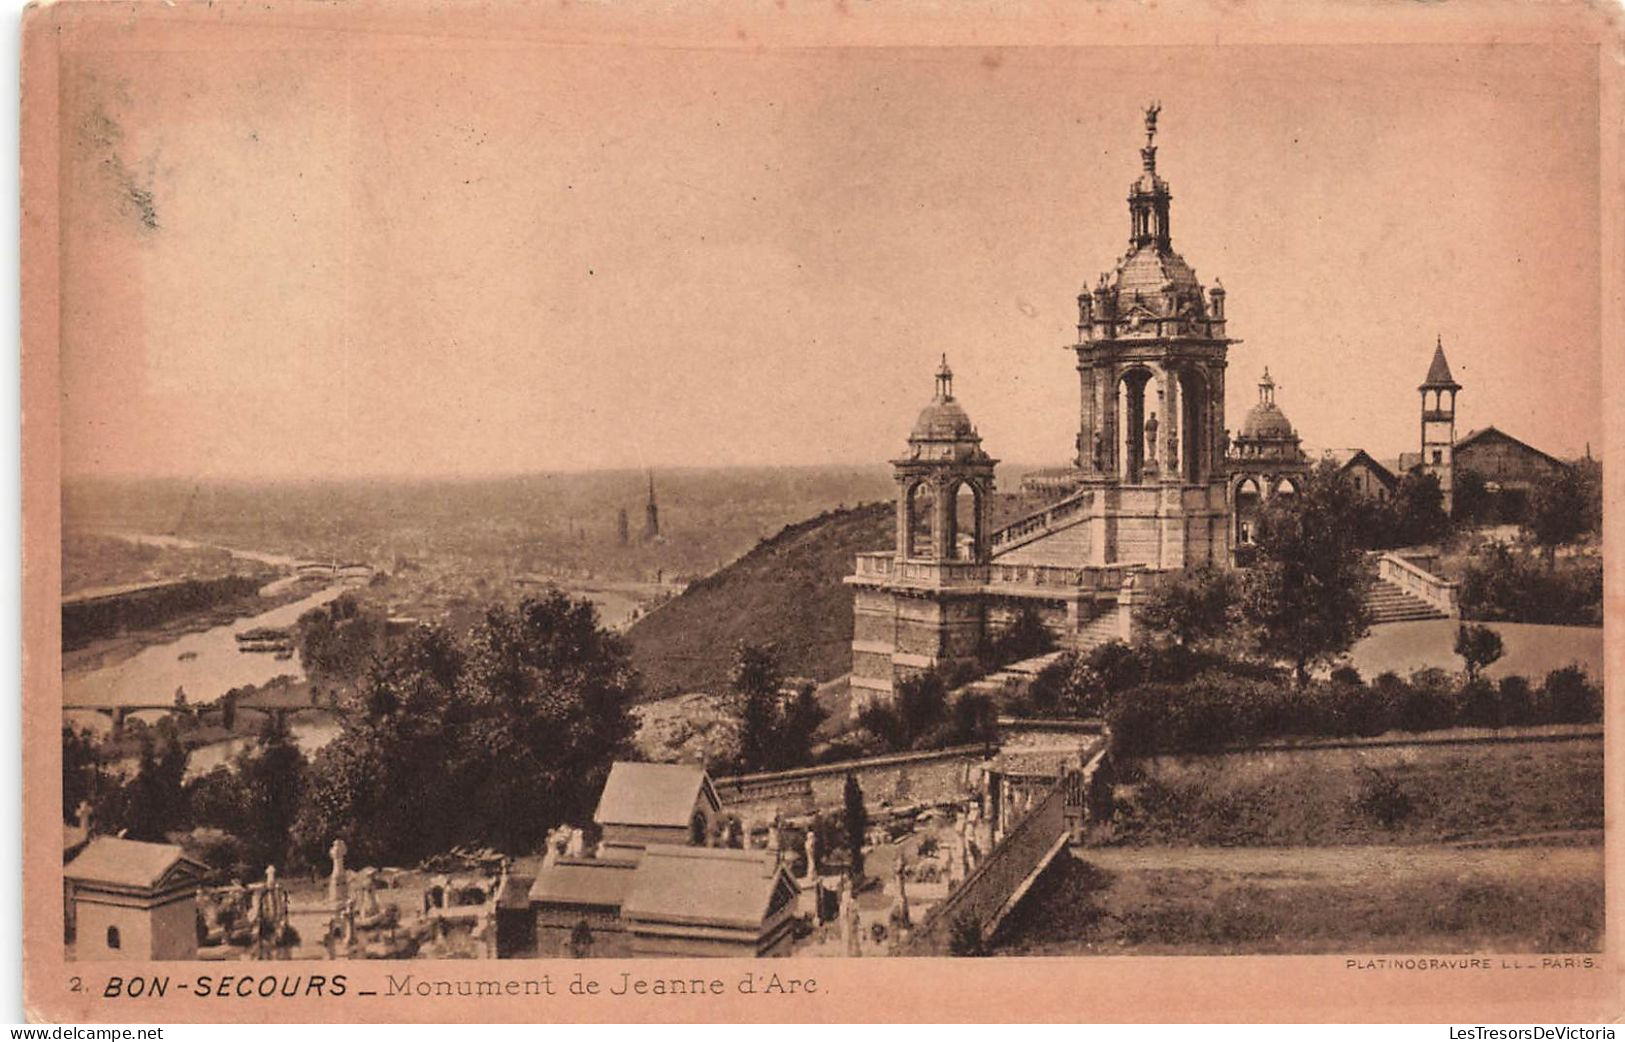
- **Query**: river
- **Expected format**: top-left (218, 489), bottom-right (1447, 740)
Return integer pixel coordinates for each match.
top-left (66, 532), bottom-right (670, 773)
top-left (62, 584), bottom-right (347, 711)
top-left (83, 529), bottom-right (305, 570)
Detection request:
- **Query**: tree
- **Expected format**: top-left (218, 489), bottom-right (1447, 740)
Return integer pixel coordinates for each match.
top-left (842, 773), bottom-right (868, 881)
top-left (1241, 461), bottom-right (1371, 685)
top-left (62, 727), bottom-right (103, 825)
top-left (986, 605), bottom-right (1054, 667)
top-left (295, 595), bottom-right (386, 683)
top-left (729, 643), bottom-right (828, 772)
top-left (777, 683), bottom-right (828, 768)
top-left (858, 670), bottom-right (951, 752)
top-left (1135, 565), bottom-right (1238, 647)
top-left (232, 715), bottom-right (308, 872)
top-left (1392, 471), bottom-right (1450, 546)
top-left (1453, 623), bottom-right (1505, 682)
top-left (292, 593), bottom-right (639, 866)
top-left (732, 642), bottom-right (785, 771)
top-left (945, 691), bottom-right (998, 746)
top-left (1452, 469), bottom-right (1494, 524)
top-left (1527, 466), bottom-right (1593, 555)
top-left (108, 728), bottom-right (190, 842)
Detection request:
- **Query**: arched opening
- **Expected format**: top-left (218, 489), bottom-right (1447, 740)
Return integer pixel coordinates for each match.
top-left (106, 926), bottom-right (121, 950)
top-left (906, 482), bottom-right (935, 559)
top-left (950, 482), bottom-right (981, 561)
top-left (1180, 368), bottom-right (1206, 483)
top-left (1117, 368), bottom-right (1154, 484)
top-left (1235, 476), bottom-right (1261, 544)
top-left (1275, 476), bottom-right (1299, 497)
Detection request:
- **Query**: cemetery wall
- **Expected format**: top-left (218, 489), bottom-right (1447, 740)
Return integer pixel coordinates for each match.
top-left (1142, 722), bottom-right (1603, 788)
top-left (714, 743), bottom-right (995, 818)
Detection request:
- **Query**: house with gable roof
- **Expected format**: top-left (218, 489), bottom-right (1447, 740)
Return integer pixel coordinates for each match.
top-left (521, 761), bottom-right (798, 958)
top-left (593, 761), bottom-right (722, 857)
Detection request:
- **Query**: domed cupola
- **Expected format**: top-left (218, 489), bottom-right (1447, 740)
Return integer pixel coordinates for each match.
top-left (890, 356), bottom-right (998, 564)
top-left (1232, 368), bottom-right (1302, 460)
top-left (907, 356), bottom-right (989, 462)
top-left (1077, 103), bottom-right (1222, 341)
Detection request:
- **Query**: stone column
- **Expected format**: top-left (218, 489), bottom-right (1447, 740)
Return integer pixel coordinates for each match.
top-left (1078, 362), bottom-right (1096, 472)
top-left (931, 475), bottom-right (952, 561)
top-left (975, 483), bottom-right (991, 563)
top-left (1097, 365), bottom-right (1115, 479)
top-left (894, 476), bottom-right (910, 557)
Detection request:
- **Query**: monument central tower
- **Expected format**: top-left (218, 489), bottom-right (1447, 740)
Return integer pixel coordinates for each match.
top-left (1048, 103), bottom-right (1233, 568)
top-left (848, 106), bottom-right (1237, 704)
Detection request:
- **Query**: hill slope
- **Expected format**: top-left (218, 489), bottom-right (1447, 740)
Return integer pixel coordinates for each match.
top-left (626, 501), bottom-right (893, 698)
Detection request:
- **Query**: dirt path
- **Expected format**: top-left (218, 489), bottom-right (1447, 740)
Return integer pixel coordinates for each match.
top-left (1075, 842), bottom-right (1602, 883)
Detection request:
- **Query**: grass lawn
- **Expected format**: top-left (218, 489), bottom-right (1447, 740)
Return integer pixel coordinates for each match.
top-left (1347, 620), bottom-right (1601, 682)
top-left (992, 843), bottom-right (1603, 956)
top-left (1110, 736), bottom-right (1601, 847)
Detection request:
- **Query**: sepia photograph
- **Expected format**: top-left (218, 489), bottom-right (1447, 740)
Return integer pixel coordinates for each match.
top-left (19, 0), bottom-right (1623, 1024)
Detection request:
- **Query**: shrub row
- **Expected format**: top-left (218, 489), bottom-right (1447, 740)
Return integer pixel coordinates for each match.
top-left (1459, 544), bottom-right (1602, 627)
top-left (1106, 664), bottom-right (1601, 757)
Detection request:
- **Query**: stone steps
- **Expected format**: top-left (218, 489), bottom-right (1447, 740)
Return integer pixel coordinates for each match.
top-left (1364, 577), bottom-right (1449, 624)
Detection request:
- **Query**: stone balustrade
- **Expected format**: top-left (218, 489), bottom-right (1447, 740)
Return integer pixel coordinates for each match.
top-left (988, 490), bottom-right (1093, 553)
top-left (1377, 551), bottom-right (1461, 617)
top-left (856, 551), bottom-right (1137, 596)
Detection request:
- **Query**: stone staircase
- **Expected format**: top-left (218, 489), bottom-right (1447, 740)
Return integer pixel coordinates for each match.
top-left (954, 651), bottom-right (1071, 700)
top-left (987, 489), bottom-right (1093, 558)
top-left (1364, 576), bottom-right (1449, 624)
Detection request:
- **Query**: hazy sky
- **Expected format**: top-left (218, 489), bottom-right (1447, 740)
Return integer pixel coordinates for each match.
top-left (59, 37), bottom-right (1602, 478)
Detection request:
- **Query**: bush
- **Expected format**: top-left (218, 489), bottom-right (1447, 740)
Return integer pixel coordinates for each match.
top-left (985, 605), bottom-right (1054, 668)
top-left (1497, 675), bottom-right (1536, 727)
top-left (1020, 654), bottom-right (1076, 716)
top-left (948, 912), bottom-right (988, 957)
top-left (1329, 665), bottom-right (1364, 687)
top-left (1454, 624), bottom-right (1505, 681)
top-left (1458, 678), bottom-right (1505, 730)
top-left (1542, 665), bottom-right (1602, 725)
top-left (1460, 545), bottom-right (1602, 626)
top-left (1098, 653), bottom-right (1600, 756)
top-left (1352, 766), bottom-right (1414, 827)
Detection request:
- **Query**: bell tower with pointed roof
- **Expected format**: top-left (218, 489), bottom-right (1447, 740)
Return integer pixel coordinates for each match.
top-left (1420, 336), bottom-right (1461, 513)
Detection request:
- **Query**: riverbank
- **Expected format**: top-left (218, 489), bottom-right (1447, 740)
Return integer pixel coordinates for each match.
top-left (61, 578), bottom-right (332, 676)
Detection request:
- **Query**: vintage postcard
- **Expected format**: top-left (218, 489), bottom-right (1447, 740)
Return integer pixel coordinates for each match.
top-left (20, 0), bottom-right (1625, 1024)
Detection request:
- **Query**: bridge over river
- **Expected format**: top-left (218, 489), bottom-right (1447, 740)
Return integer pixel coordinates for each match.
top-left (62, 682), bottom-right (345, 733)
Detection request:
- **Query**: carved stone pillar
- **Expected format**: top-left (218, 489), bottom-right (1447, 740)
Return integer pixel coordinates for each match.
top-left (931, 475), bottom-right (952, 560)
top-left (1078, 364), bottom-right (1097, 472)
top-left (895, 477), bottom-right (911, 557)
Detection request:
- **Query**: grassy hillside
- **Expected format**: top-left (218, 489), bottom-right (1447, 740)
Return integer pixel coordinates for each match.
top-left (626, 500), bottom-right (893, 698)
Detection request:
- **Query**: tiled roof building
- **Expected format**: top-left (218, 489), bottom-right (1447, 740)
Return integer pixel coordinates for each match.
top-left (521, 762), bottom-right (797, 959)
